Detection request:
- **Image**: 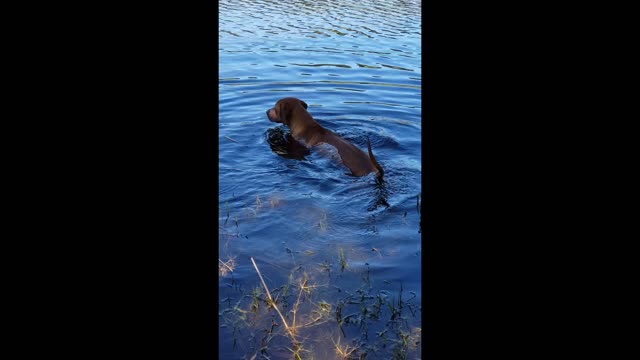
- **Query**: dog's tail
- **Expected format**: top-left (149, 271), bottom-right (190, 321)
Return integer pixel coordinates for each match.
top-left (367, 137), bottom-right (384, 178)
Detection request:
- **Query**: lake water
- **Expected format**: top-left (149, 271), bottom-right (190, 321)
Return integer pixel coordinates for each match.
top-left (219, 0), bottom-right (422, 358)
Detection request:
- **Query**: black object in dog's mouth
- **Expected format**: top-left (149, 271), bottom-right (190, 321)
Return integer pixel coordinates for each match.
top-left (265, 127), bottom-right (310, 160)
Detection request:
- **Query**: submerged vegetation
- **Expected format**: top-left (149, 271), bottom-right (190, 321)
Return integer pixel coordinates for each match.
top-left (220, 256), bottom-right (421, 359)
top-left (219, 198), bottom-right (421, 359)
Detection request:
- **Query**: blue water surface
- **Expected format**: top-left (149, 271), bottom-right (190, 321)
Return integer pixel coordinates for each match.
top-left (219, 0), bottom-right (422, 358)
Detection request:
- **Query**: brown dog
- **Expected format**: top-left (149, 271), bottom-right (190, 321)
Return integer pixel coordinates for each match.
top-left (266, 97), bottom-right (384, 178)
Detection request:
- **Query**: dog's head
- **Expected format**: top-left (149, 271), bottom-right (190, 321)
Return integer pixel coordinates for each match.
top-left (266, 97), bottom-right (308, 125)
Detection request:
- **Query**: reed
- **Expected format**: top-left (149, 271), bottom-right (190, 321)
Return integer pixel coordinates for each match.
top-left (250, 257), bottom-right (299, 346)
top-left (339, 248), bottom-right (347, 271)
top-left (218, 258), bottom-right (235, 275)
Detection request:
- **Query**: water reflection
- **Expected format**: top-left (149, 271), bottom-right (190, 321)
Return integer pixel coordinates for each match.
top-left (220, 0), bottom-right (421, 42)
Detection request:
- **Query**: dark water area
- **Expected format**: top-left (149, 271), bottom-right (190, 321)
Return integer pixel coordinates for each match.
top-left (219, 0), bottom-right (421, 358)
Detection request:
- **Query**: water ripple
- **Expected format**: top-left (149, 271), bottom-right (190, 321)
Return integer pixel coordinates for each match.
top-left (220, 0), bottom-right (421, 43)
top-left (220, 1), bottom-right (421, 357)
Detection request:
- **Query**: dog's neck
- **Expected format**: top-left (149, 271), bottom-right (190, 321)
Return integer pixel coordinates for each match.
top-left (288, 107), bottom-right (326, 146)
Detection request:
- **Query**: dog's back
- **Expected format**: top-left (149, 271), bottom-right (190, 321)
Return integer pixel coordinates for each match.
top-left (321, 131), bottom-right (383, 178)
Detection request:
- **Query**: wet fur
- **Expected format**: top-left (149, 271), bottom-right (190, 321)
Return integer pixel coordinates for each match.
top-left (266, 97), bottom-right (384, 178)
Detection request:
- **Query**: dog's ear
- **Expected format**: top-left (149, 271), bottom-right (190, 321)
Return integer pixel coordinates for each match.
top-left (300, 100), bottom-right (308, 109)
top-left (278, 102), bottom-right (291, 125)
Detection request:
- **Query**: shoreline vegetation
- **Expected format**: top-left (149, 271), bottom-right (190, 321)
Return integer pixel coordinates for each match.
top-left (219, 200), bottom-right (421, 359)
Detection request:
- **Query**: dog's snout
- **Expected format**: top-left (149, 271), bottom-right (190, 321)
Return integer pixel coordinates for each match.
top-left (266, 108), bottom-right (278, 122)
